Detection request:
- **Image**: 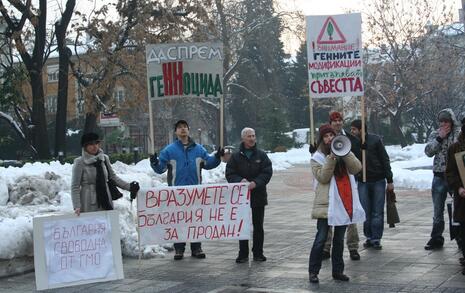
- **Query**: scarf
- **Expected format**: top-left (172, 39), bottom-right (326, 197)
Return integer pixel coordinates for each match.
top-left (94, 158), bottom-right (113, 210)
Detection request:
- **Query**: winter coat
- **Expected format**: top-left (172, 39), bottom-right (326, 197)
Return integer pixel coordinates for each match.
top-left (311, 151), bottom-right (361, 219)
top-left (71, 149), bottom-right (130, 212)
top-left (425, 108), bottom-right (460, 173)
top-left (225, 143), bottom-right (273, 207)
top-left (445, 136), bottom-right (465, 222)
top-left (351, 133), bottom-right (393, 183)
top-left (151, 138), bottom-right (220, 186)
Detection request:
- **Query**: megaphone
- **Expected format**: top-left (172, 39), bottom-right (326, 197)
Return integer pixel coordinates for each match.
top-left (331, 135), bottom-right (351, 157)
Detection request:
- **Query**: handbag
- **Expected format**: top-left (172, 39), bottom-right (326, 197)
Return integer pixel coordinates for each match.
top-left (104, 160), bottom-right (123, 200)
top-left (386, 189), bottom-right (400, 227)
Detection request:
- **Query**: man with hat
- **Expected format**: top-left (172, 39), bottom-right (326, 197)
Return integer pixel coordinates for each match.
top-left (150, 119), bottom-right (225, 260)
top-left (322, 111), bottom-right (361, 261)
top-left (424, 109), bottom-right (461, 250)
top-left (350, 119), bottom-right (394, 250)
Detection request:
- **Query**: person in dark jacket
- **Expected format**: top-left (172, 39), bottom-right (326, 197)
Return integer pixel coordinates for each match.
top-left (226, 127), bottom-right (273, 263)
top-left (445, 117), bottom-right (465, 274)
top-left (424, 109), bottom-right (460, 250)
top-left (350, 119), bottom-right (394, 249)
top-left (150, 120), bottom-right (224, 260)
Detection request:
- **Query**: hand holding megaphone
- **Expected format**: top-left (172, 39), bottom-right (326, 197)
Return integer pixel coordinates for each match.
top-left (331, 135), bottom-right (351, 157)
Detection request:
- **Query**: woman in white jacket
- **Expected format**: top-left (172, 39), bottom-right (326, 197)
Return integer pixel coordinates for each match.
top-left (71, 132), bottom-right (139, 215)
top-left (308, 124), bottom-right (363, 283)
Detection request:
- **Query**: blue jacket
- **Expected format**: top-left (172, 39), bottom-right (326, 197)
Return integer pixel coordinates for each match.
top-left (151, 138), bottom-right (220, 186)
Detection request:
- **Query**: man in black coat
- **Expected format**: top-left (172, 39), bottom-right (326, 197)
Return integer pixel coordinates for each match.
top-left (226, 127), bottom-right (273, 263)
top-left (350, 119), bottom-right (394, 250)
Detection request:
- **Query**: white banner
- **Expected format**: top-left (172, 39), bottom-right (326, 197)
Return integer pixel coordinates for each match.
top-left (34, 211), bottom-right (124, 290)
top-left (137, 183), bottom-right (251, 245)
top-left (306, 13), bottom-right (364, 98)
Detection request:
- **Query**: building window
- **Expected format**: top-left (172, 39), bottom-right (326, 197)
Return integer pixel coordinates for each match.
top-left (113, 88), bottom-right (125, 107)
top-left (46, 95), bottom-right (57, 113)
top-left (47, 65), bottom-right (59, 82)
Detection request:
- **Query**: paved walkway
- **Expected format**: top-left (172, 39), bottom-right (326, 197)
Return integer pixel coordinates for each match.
top-left (2, 165), bottom-right (465, 292)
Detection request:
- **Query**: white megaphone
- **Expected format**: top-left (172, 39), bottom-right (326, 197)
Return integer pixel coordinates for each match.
top-left (331, 135), bottom-right (351, 157)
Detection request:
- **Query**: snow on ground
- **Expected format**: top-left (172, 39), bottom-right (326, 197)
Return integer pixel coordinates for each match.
top-left (0, 143), bottom-right (433, 259)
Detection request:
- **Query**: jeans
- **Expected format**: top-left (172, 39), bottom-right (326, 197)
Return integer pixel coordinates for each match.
top-left (358, 179), bottom-right (386, 243)
top-left (430, 175), bottom-right (448, 241)
top-left (324, 223), bottom-right (359, 251)
top-left (239, 206), bottom-right (265, 257)
top-left (309, 219), bottom-right (347, 274)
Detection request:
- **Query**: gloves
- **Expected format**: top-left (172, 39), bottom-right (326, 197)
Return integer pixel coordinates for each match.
top-left (150, 153), bottom-right (159, 165)
top-left (215, 146), bottom-right (225, 159)
top-left (309, 143), bottom-right (317, 154)
top-left (130, 181), bottom-right (140, 200)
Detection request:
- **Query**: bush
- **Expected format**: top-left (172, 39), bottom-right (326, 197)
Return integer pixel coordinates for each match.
top-left (273, 145), bottom-right (287, 152)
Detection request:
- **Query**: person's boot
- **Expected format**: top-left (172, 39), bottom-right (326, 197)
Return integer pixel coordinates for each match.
top-left (253, 254), bottom-right (267, 262)
top-left (332, 272), bottom-right (350, 281)
top-left (174, 250), bottom-right (184, 260)
top-left (309, 272), bottom-right (319, 283)
top-left (191, 248), bottom-right (206, 259)
top-left (235, 254), bottom-right (248, 263)
top-left (349, 250), bottom-right (360, 260)
top-left (322, 250), bottom-right (330, 260)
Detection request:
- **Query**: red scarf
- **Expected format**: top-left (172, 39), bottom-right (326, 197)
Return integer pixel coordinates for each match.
top-left (335, 168), bottom-right (353, 220)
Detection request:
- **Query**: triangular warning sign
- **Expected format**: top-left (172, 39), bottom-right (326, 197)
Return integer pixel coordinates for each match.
top-left (317, 16), bottom-right (346, 44)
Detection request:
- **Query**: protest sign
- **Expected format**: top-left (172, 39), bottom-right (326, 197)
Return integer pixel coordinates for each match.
top-left (306, 13), bottom-right (363, 98)
top-left (33, 211), bottom-right (123, 290)
top-left (146, 42), bottom-right (223, 101)
top-left (137, 183), bottom-right (251, 245)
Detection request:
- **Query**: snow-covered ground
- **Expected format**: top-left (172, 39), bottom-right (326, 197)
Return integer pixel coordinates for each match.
top-left (0, 144), bottom-right (433, 260)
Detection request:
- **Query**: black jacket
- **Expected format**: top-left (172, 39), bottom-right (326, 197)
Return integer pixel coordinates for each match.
top-left (225, 143), bottom-right (273, 207)
top-left (351, 133), bottom-right (393, 183)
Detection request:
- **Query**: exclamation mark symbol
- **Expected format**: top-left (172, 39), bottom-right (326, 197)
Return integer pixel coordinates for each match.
top-left (237, 219), bottom-right (243, 237)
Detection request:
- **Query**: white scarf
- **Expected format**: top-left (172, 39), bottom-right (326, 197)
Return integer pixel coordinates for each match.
top-left (312, 151), bottom-right (366, 226)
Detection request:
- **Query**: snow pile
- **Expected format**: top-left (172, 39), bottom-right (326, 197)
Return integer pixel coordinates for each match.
top-left (0, 144), bottom-right (435, 259)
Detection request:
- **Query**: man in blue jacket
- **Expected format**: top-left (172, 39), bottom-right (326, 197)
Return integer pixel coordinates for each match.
top-left (150, 120), bottom-right (224, 260)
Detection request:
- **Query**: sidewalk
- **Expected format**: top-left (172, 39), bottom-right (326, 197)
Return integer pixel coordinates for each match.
top-left (2, 165), bottom-right (465, 292)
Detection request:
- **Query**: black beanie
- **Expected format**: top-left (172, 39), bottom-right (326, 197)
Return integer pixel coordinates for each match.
top-left (81, 132), bottom-right (101, 147)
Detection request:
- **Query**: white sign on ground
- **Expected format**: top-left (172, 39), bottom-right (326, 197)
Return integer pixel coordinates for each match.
top-left (137, 182), bottom-right (251, 245)
top-left (306, 13), bottom-right (364, 98)
top-left (33, 211), bottom-right (124, 290)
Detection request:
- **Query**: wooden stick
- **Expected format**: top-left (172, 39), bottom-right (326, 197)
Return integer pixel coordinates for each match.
top-left (309, 95), bottom-right (315, 146)
top-left (220, 95), bottom-right (224, 147)
top-left (361, 95), bottom-right (366, 182)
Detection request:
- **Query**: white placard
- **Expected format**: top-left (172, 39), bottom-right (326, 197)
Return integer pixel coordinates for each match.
top-left (306, 13), bottom-right (364, 98)
top-left (137, 183), bottom-right (251, 245)
top-left (34, 211), bottom-right (124, 290)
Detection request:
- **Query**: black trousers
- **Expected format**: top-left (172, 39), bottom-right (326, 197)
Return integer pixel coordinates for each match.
top-left (174, 242), bottom-right (201, 252)
top-left (239, 206), bottom-right (265, 257)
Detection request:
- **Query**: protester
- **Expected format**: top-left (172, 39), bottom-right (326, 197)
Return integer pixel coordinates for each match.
top-left (226, 127), bottom-right (273, 263)
top-left (445, 117), bottom-right (465, 274)
top-left (424, 109), bottom-right (460, 250)
top-left (71, 132), bottom-right (139, 216)
top-left (150, 120), bottom-right (224, 260)
top-left (322, 111), bottom-right (361, 261)
top-left (350, 119), bottom-right (394, 249)
top-left (308, 124), bottom-right (363, 283)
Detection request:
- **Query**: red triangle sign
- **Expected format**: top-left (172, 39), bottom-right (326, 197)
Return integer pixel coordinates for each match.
top-left (317, 16), bottom-right (346, 44)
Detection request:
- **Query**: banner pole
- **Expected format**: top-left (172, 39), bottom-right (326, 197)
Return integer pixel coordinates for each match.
top-left (309, 95), bottom-right (315, 146)
top-left (136, 199), bottom-right (142, 267)
top-left (220, 95), bottom-right (224, 147)
top-left (361, 95), bottom-right (366, 182)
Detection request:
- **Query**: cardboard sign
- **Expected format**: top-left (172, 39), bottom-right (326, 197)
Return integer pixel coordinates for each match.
top-left (137, 183), bottom-right (251, 245)
top-left (146, 42), bottom-right (223, 101)
top-left (306, 13), bottom-right (364, 98)
top-left (33, 211), bottom-right (124, 290)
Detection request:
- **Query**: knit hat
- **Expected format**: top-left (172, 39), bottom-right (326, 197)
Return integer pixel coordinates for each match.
top-left (81, 132), bottom-right (101, 147)
top-left (329, 111), bottom-right (343, 122)
top-left (438, 110), bottom-right (452, 122)
top-left (319, 124), bottom-right (336, 141)
top-left (174, 119), bottom-right (189, 131)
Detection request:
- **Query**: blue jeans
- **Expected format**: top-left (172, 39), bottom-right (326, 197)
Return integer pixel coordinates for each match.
top-left (430, 175), bottom-right (448, 241)
top-left (358, 179), bottom-right (386, 243)
top-left (309, 219), bottom-right (347, 274)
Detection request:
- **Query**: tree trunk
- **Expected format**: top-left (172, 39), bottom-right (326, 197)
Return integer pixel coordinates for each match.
top-left (84, 112), bottom-right (98, 134)
top-left (30, 72), bottom-right (50, 159)
top-left (54, 0), bottom-right (76, 158)
top-left (390, 113), bottom-right (407, 147)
